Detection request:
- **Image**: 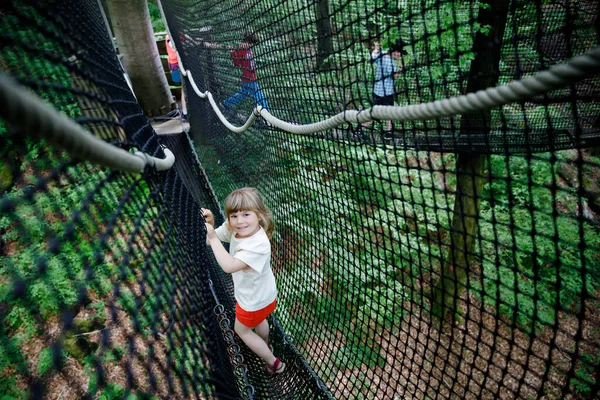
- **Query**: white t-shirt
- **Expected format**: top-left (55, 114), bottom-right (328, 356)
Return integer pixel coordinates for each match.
top-left (215, 221), bottom-right (277, 311)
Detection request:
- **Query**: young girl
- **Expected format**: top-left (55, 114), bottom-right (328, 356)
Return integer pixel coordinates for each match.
top-left (202, 187), bottom-right (284, 374)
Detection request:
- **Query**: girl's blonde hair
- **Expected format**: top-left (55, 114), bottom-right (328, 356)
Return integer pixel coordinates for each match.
top-left (225, 187), bottom-right (274, 238)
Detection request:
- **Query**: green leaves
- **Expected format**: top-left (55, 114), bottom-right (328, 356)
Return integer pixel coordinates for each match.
top-left (479, 152), bottom-right (600, 335)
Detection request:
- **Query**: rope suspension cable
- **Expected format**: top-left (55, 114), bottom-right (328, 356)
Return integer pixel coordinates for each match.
top-left (167, 29), bottom-right (600, 135)
top-left (0, 73), bottom-right (174, 173)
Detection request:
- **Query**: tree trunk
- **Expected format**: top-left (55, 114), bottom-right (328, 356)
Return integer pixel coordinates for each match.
top-left (315, 0), bottom-right (333, 69)
top-left (431, 0), bottom-right (510, 323)
top-left (106, 0), bottom-right (173, 117)
top-left (590, 2), bottom-right (600, 156)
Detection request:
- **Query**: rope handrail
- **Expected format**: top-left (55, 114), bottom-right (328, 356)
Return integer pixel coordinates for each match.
top-left (0, 73), bottom-right (174, 173)
top-left (174, 43), bottom-right (600, 135)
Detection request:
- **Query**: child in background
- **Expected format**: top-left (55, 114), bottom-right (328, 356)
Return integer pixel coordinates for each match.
top-left (354, 39), bottom-right (407, 142)
top-left (224, 30), bottom-right (270, 112)
top-left (370, 39), bottom-right (407, 132)
top-left (202, 188), bottom-right (284, 374)
top-left (165, 35), bottom-right (187, 119)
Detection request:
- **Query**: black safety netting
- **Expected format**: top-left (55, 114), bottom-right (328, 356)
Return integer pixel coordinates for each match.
top-left (1, 0), bottom-right (600, 399)
top-left (0, 1), bottom-right (239, 399)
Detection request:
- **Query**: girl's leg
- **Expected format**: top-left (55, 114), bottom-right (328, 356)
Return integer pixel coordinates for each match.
top-left (225, 82), bottom-right (255, 108)
top-left (252, 83), bottom-right (269, 112)
top-left (224, 90), bottom-right (246, 107)
top-left (235, 318), bottom-right (276, 364)
top-left (254, 319), bottom-right (270, 345)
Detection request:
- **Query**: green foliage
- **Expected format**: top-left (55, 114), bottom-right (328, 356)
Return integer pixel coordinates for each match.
top-left (147, 1), bottom-right (165, 33)
top-left (95, 384), bottom-right (153, 400)
top-left (98, 384), bottom-right (126, 400)
top-left (4, 306), bottom-right (38, 344)
top-left (329, 341), bottom-right (385, 370)
top-left (90, 300), bottom-right (107, 321)
top-left (0, 325), bottom-right (28, 398)
top-left (0, 376), bottom-right (25, 399)
top-left (570, 350), bottom-right (600, 396)
top-left (36, 347), bottom-right (60, 376)
top-left (477, 152), bottom-right (600, 333)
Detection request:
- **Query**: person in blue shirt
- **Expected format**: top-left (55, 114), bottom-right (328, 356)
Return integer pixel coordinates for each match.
top-left (370, 39), bottom-right (407, 132)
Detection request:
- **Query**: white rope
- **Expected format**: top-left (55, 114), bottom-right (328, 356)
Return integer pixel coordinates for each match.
top-left (133, 146), bottom-right (175, 171)
top-left (173, 41), bottom-right (600, 135)
top-left (0, 73), bottom-right (175, 173)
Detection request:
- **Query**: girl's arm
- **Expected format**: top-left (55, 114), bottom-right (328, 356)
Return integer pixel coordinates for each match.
top-left (205, 223), bottom-right (249, 273)
top-left (199, 39), bottom-right (234, 50)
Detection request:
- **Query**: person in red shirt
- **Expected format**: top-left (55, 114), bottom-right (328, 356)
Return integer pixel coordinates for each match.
top-left (224, 30), bottom-right (270, 112)
top-left (165, 35), bottom-right (187, 119)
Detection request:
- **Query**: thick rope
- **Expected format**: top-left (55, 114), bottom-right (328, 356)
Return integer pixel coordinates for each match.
top-left (0, 73), bottom-right (174, 173)
top-left (173, 40), bottom-right (600, 135)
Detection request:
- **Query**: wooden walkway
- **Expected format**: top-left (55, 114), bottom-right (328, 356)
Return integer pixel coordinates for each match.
top-left (150, 116), bottom-right (189, 135)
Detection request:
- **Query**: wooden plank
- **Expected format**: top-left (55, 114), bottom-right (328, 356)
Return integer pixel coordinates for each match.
top-left (150, 117), bottom-right (189, 135)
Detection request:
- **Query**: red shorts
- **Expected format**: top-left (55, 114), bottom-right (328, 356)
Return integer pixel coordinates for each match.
top-left (236, 300), bottom-right (276, 328)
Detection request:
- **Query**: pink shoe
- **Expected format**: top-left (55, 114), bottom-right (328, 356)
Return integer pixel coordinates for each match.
top-left (265, 358), bottom-right (285, 375)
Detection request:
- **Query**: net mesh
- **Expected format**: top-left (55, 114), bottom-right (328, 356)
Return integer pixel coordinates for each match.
top-left (1, 0), bottom-right (599, 399)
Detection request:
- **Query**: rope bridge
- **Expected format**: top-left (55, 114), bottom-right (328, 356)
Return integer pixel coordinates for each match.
top-left (1, 0), bottom-right (599, 399)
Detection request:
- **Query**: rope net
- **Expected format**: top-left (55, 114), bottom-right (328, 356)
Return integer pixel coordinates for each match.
top-left (1, 0), bottom-right (599, 399)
